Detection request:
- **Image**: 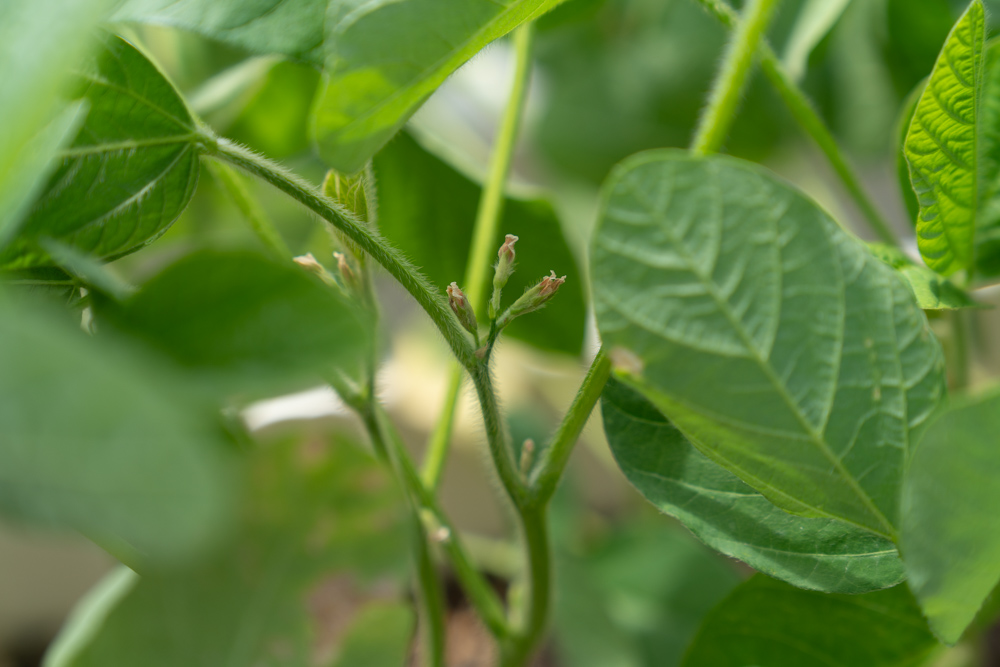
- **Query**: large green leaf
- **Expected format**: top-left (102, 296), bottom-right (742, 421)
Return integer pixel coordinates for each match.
top-left (0, 0), bottom-right (112, 246)
top-left (373, 132), bottom-right (585, 355)
top-left (903, 0), bottom-right (984, 276)
top-left (590, 151), bottom-right (946, 538)
top-left (98, 250), bottom-right (368, 396)
top-left (680, 575), bottom-right (938, 667)
top-left (1, 36), bottom-right (202, 269)
top-left (0, 294), bottom-right (235, 564)
top-left (552, 514), bottom-right (740, 667)
top-left (48, 437), bottom-right (412, 667)
top-left (901, 387), bottom-right (1000, 643)
top-left (312, 0), bottom-right (564, 172)
top-left (975, 37), bottom-right (1000, 276)
top-left (601, 378), bottom-right (905, 594)
top-left (112, 0), bottom-right (327, 64)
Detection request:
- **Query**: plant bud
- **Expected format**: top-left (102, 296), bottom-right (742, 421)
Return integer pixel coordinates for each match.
top-left (293, 253), bottom-right (337, 286)
top-left (494, 234), bottom-right (518, 289)
top-left (333, 251), bottom-right (362, 293)
top-left (498, 270), bottom-right (567, 328)
top-left (321, 168), bottom-right (374, 259)
top-left (447, 282), bottom-right (479, 335)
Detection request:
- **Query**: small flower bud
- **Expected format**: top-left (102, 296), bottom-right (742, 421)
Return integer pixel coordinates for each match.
top-left (333, 251), bottom-right (361, 293)
top-left (322, 168), bottom-right (374, 259)
top-left (519, 438), bottom-right (536, 476)
top-left (447, 282), bottom-right (478, 336)
top-left (293, 253), bottom-right (337, 286)
top-left (489, 234), bottom-right (519, 319)
top-left (497, 270), bottom-right (567, 328)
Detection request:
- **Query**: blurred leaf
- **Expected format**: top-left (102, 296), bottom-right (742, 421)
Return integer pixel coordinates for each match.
top-left (112, 0), bottom-right (328, 64)
top-left (894, 79), bottom-right (924, 228)
top-left (535, 0), bottom-right (781, 183)
top-left (590, 151), bottom-right (946, 537)
top-left (782, 0), bottom-right (851, 83)
top-left (680, 576), bottom-right (938, 666)
top-left (867, 243), bottom-right (980, 310)
top-left (0, 293), bottom-right (235, 564)
top-left (884, 0), bottom-right (956, 98)
top-left (2, 36), bottom-right (203, 269)
top-left (553, 516), bottom-right (740, 667)
top-left (0, 0), bottom-right (112, 246)
top-left (98, 250), bottom-right (368, 397)
top-left (48, 437), bottom-right (412, 667)
top-left (224, 61), bottom-right (320, 159)
top-left (975, 37), bottom-right (1000, 277)
top-left (373, 132), bottom-right (585, 355)
top-left (601, 378), bottom-right (905, 594)
top-left (42, 240), bottom-right (136, 301)
top-left (331, 602), bottom-right (414, 667)
top-left (902, 387), bottom-right (1000, 644)
top-left (312, 0), bottom-right (564, 172)
top-left (903, 0), bottom-right (984, 276)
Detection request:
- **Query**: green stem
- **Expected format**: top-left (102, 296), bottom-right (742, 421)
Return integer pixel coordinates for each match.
top-left (421, 23), bottom-right (535, 491)
top-left (367, 405), bottom-right (511, 640)
top-left (412, 517), bottom-right (447, 667)
top-left (205, 138), bottom-right (477, 371)
top-left (693, 0), bottom-right (900, 246)
top-left (499, 508), bottom-right (549, 667)
top-left (528, 348), bottom-right (611, 507)
top-left (421, 369), bottom-right (463, 491)
top-left (205, 160), bottom-right (291, 260)
top-left (951, 309), bottom-right (969, 390)
top-left (471, 364), bottom-right (528, 509)
top-left (690, 0), bottom-right (781, 156)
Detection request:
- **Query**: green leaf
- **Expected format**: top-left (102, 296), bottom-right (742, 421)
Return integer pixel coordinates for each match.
top-left (601, 378), bottom-right (905, 594)
top-left (552, 515), bottom-right (740, 667)
top-left (48, 437), bottom-right (412, 667)
top-left (112, 0), bottom-right (327, 64)
top-left (373, 132), bottom-right (585, 355)
top-left (312, 0), bottom-right (564, 172)
top-left (894, 79), bottom-right (925, 228)
top-left (1, 36), bottom-right (203, 269)
top-left (903, 0), bottom-right (984, 276)
top-left (0, 294), bottom-right (235, 564)
top-left (901, 387), bottom-right (1000, 643)
top-left (680, 575), bottom-right (938, 667)
top-left (98, 250), bottom-right (368, 396)
top-left (975, 37), bottom-right (1000, 276)
top-left (781, 0), bottom-right (851, 83)
top-left (0, 0), bottom-right (112, 246)
top-left (590, 151), bottom-right (946, 538)
top-left (867, 243), bottom-right (981, 310)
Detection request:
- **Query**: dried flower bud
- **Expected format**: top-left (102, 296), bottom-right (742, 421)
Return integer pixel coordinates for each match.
top-left (519, 438), bottom-right (536, 476)
top-left (497, 270), bottom-right (567, 328)
top-left (333, 251), bottom-right (361, 293)
top-left (293, 253), bottom-right (337, 286)
top-left (447, 281), bottom-right (478, 335)
top-left (489, 234), bottom-right (519, 319)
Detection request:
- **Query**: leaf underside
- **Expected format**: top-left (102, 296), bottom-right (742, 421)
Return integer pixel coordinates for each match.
top-left (903, 0), bottom-right (984, 276)
top-left (591, 151), bottom-right (946, 539)
top-left (601, 378), bottom-right (905, 594)
top-left (1, 36), bottom-right (200, 269)
top-left (312, 0), bottom-right (563, 172)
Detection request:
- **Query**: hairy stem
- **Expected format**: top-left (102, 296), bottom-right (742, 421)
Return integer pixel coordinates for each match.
top-left (499, 507), bottom-right (549, 667)
top-left (528, 348), bottom-right (611, 507)
top-left (205, 137), bottom-right (477, 370)
top-left (693, 0), bottom-right (899, 246)
top-left (204, 160), bottom-right (291, 260)
top-left (422, 23), bottom-right (536, 491)
top-left (691, 0), bottom-right (781, 156)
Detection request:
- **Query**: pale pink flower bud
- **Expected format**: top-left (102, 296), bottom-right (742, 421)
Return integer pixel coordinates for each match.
top-left (447, 282), bottom-right (478, 335)
top-left (497, 270), bottom-right (568, 328)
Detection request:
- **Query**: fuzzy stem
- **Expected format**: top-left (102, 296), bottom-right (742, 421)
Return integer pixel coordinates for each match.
top-left (421, 23), bottom-right (536, 492)
top-left (205, 137), bottom-right (478, 370)
top-left (692, 0), bottom-right (899, 246)
top-left (690, 0), bottom-right (781, 156)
